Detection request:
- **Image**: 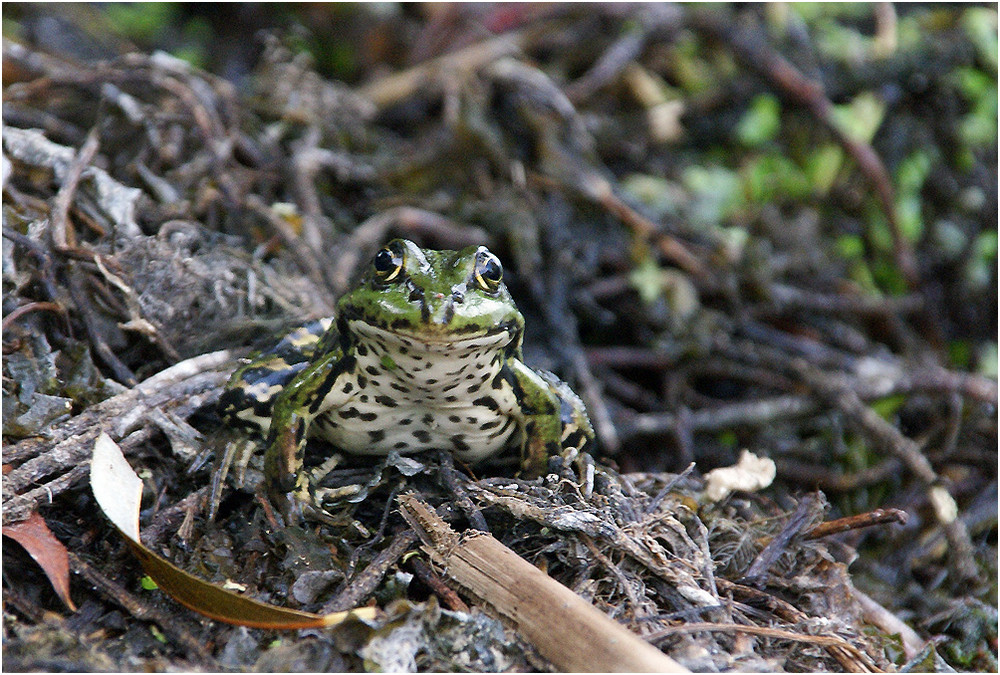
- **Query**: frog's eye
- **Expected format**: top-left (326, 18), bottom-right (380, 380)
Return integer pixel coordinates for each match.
top-left (373, 245), bottom-right (404, 281)
top-left (474, 250), bottom-right (503, 291)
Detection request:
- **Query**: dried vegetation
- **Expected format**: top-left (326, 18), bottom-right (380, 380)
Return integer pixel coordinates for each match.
top-left (2, 4), bottom-right (997, 672)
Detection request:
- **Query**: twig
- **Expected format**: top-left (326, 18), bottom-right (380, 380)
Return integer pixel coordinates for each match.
top-left (50, 128), bottom-right (99, 250)
top-left (407, 555), bottom-right (470, 613)
top-left (851, 586), bottom-right (924, 660)
top-left (1, 301), bottom-right (69, 332)
top-left (803, 508), bottom-right (907, 540)
top-left (742, 494), bottom-right (818, 584)
top-left (646, 621), bottom-right (880, 673)
top-left (244, 194), bottom-right (335, 307)
top-left (66, 262), bottom-right (137, 385)
top-left (322, 529), bottom-right (418, 613)
top-left (791, 359), bottom-right (978, 583)
top-left (3, 351), bottom-right (233, 524)
top-left (398, 494), bottom-right (688, 672)
top-left (359, 32), bottom-right (526, 108)
top-left (69, 552), bottom-right (210, 660)
top-left (437, 451), bottom-right (490, 532)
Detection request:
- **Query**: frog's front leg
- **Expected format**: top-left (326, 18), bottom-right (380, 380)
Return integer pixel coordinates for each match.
top-left (506, 360), bottom-right (566, 477)
top-left (263, 352), bottom-right (354, 516)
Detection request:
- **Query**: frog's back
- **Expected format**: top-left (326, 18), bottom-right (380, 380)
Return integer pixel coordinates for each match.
top-left (220, 318), bottom-right (335, 431)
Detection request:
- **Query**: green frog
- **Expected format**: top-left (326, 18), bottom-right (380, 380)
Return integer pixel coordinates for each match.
top-left (220, 238), bottom-right (594, 512)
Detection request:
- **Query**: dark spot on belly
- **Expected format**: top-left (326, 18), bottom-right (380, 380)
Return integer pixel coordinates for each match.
top-left (357, 374), bottom-right (368, 388)
top-left (400, 418), bottom-right (412, 425)
top-left (394, 440), bottom-right (409, 449)
top-left (473, 396), bottom-right (499, 411)
top-left (390, 381), bottom-right (408, 392)
top-left (359, 411), bottom-right (378, 422)
top-left (360, 395), bottom-right (369, 402)
top-left (369, 429), bottom-right (385, 443)
top-left (466, 416), bottom-right (477, 424)
top-left (444, 395), bottom-right (458, 403)
top-left (427, 378), bottom-right (438, 385)
top-left (356, 343), bottom-right (369, 356)
top-left (338, 407), bottom-right (360, 419)
top-left (489, 417), bottom-right (513, 439)
top-left (398, 345), bottom-right (408, 355)
top-left (480, 419), bottom-right (502, 430)
top-left (442, 382), bottom-right (460, 392)
top-left (413, 429), bottom-right (432, 443)
top-left (422, 413), bottom-right (434, 425)
top-left (465, 373), bottom-right (476, 380)
top-left (374, 395), bottom-right (397, 407)
top-left (467, 383), bottom-right (482, 393)
top-left (365, 365), bottom-right (380, 376)
top-left (451, 435), bottom-right (470, 452)
top-left (342, 382), bottom-right (354, 393)
top-left (448, 414), bottom-right (461, 423)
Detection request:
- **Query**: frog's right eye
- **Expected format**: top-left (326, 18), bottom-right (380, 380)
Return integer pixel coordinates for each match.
top-left (373, 246), bottom-right (404, 281)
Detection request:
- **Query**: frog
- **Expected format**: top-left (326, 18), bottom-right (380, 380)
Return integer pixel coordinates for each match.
top-left (219, 238), bottom-right (594, 514)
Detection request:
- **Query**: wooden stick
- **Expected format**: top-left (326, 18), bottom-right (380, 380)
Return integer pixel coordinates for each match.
top-left (397, 494), bottom-right (688, 673)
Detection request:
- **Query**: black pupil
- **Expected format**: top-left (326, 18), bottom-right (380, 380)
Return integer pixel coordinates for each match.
top-left (374, 249), bottom-right (396, 273)
top-left (481, 256), bottom-right (502, 282)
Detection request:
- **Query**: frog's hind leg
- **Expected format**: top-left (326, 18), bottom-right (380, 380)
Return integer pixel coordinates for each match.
top-left (219, 318), bottom-right (335, 433)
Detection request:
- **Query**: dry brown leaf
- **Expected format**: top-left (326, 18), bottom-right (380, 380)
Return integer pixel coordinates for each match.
top-left (90, 432), bottom-right (377, 629)
top-left (3, 511), bottom-right (77, 611)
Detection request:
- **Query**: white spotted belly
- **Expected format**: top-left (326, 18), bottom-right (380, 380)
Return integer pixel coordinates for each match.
top-left (311, 399), bottom-right (522, 462)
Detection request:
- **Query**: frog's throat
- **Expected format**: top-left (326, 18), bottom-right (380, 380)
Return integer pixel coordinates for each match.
top-left (347, 319), bottom-right (517, 354)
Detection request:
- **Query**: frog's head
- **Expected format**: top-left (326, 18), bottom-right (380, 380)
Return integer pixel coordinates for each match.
top-left (338, 239), bottom-right (524, 356)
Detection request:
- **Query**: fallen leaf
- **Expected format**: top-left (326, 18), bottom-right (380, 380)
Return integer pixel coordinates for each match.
top-left (90, 432), bottom-right (377, 629)
top-left (3, 511), bottom-right (77, 611)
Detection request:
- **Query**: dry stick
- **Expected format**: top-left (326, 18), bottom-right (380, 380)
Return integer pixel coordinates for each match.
top-left (803, 508), bottom-right (908, 540)
top-left (625, 394), bottom-right (819, 437)
top-left (69, 552), bottom-right (211, 661)
top-left (397, 494), bottom-right (688, 673)
top-left (50, 128), bottom-right (99, 250)
top-left (359, 32), bottom-right (526, 108)
top-left (742, 494), bottom-right (817, 583)
top-left (646, 622), bottom-right (879, 673)
top-left (714, 578), bottom-right (877, 673)
top-left (3, 351), bottom-right (233, 524)
top-left (66, 262), bottom-right (137, 386)
top-left (243, 194), bottom-right (335, 307)
top-left (322, 529), bottom-right (418, 614)
top-left (851, 586), bottom-right (925, 660)
top-left (792, 360), bottom-right (979, 583)
top-left (1, 301), bottom-right (68, 332)
top-left (407, 556), bottom-right (471, 613)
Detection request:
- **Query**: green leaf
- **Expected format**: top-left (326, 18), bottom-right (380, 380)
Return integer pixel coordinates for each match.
top-left (831, 92), bottom-right (885, 144)
top-left (736, 94), bottom-right (781, 147)
top-left (806, 144), bottom-right (844, 195)
top-left (141, 576), bottom-right (159, 591)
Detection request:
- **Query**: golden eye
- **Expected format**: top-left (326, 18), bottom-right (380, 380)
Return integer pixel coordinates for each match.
top-left (373, 244), bottom-right (404, 281)
top-left (474, 250), bottom-right (503, 291)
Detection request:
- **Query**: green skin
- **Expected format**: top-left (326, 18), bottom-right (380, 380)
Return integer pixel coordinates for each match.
top-left (223, 239), bottom-right (593, 516)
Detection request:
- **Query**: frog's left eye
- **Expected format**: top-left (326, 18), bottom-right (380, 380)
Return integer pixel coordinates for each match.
top-left (474, 251), bottom-right (503, 291)
top-left (373, 245), bottom-right (404, 281)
